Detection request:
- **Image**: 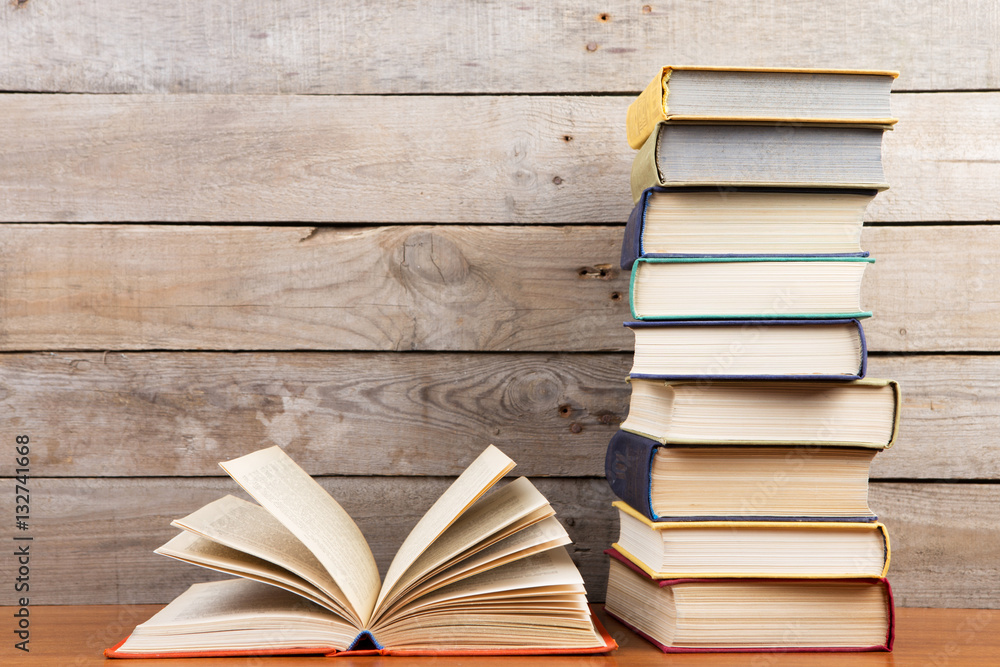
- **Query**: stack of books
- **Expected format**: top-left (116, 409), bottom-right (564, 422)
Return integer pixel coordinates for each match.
top-left (603, 67), bottom-right (901, 654)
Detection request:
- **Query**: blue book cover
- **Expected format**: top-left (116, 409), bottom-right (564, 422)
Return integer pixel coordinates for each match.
top-left (625, 318), bottom-right (867, 381)
top-left (604, 430), bottom-right (880, 523)
top-left (620, 186), bottom-right (873, 270)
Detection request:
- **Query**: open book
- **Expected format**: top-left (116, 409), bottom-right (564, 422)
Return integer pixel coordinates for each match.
top-left (106, 445), bottom-right (614, 657)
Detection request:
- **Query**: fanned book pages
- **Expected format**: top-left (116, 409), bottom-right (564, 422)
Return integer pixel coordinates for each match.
top-left (620, 187), bottom-right (875, 268)
top-left (625, 67), bottom-right (897, 149)
top-left (611, 501), bottom-right (890, 579)
top-left (105, 445), bottom-right (615, 658)
top-left (604, 430), bottom-right (881, 522)
top-left (604, 549), bottom-right (894, 653)
top-left (625, 319), bottom-right (867, 380)
top-left (628, 256), bottom-right (874, 320)
top-left (630, 123), bottom-right (888, 202)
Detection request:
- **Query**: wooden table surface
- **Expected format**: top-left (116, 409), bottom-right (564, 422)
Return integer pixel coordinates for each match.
top-left (3, 604), bottom-right (999, 665)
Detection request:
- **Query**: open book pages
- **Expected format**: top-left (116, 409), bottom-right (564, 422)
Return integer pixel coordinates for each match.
top-left (111, 445), bottom-right (608, 656)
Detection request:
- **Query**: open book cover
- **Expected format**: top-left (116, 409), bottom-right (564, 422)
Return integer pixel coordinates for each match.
top-left (605, 549), bottom-right (895, 653)
top-left (105, 445), bottom-right (616, 658)
top-left (621, 187), bottom-right (872, 269)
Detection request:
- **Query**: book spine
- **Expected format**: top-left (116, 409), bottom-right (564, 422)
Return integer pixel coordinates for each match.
top-left (604, 430), bottom-right (657, 521)
top-left (856, 319), bottom-right (869, 378)
top-left (620, 192), bottom-right (649, 269)
top-left (626, 68), bottom-right (668, 149)
top-left (884, 380), bottom-right (903, 448)
top-left (630, 128), bottom-right (664, 203)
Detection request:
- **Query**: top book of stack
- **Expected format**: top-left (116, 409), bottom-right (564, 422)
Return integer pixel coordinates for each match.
top-left (626, 67), bottom-right (899, 149)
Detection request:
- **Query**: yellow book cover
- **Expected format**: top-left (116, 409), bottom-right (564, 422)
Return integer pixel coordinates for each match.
top-left (626, 66), bottom-right (899, 149)
top-left (612, 501), bottom-right (891, 580)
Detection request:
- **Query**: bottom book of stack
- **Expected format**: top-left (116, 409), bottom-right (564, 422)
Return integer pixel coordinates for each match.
top-left (604, 545), bottom-right (894, 653)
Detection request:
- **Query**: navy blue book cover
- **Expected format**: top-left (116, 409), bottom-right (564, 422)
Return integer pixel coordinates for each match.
top-left (604, 430), bottom-right (878, 523)
top-left (620, 186), bottom-right (872, 270)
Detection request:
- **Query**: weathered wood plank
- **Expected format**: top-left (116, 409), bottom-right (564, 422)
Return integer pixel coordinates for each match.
top-left (1, 479), bottom-right (995, 607)
top-left (871, 483), bottom-right (1000, 608)
top-left (0, 352), bottom-right (629, 478)
top-left (860, 225), bottom-right (1000, 352)
top-left (0, 224), bottom-right (628, 352)
top-left (871, 93), bottom-right (1000, 222)
top-left (1, 1), bottom-right (997, 93)
top-left (0, 224), bottom-right (997, 352)
top-left (1, 352), bottom-right (997, 480)
top-left (867, 355), bottom-right (1000, 480)
top-left (0, 94), bottom-right (995, 223)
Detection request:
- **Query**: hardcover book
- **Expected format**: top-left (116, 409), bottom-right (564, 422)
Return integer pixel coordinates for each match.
top-left (106, 445), bottom-right (615, 658)
top-left (629, 256), bottom-right (874, 320)
top-left (620, 187), bottom-right (875, 268)
top-left (611, 501), bottom-right (890, 579)
top-left (604, 549), bottom-right (894, 653)
top-left (630, 123), bottom-right (888, 203)
top-left (604, 430), bottom-right (882, 522)
top-left (626, 66), bottom-right (897, 149)
top-left (618, 377), bottom-right (901, 448)
top-left (626, 319), bottom-right (867, 380)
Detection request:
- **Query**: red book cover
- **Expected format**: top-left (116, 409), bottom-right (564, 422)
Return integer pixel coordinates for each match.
top-left (104, 605), bottom-right (617, 659)
top-left (605, 548), bottom-right (894, 653)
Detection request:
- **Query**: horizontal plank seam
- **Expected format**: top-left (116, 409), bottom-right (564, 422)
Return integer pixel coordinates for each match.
top-left (1, 221), bottom-right (998, 227)
top-left (1, 89), bottom-right (998, 97)
top-left (4, 349), bottom-right (1000, 355)
top-left (22, 476), bottom-right (1000, 483)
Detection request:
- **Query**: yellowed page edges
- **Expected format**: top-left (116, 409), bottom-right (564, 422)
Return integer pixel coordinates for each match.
top-left (621, 378), bottom-right (900, 448)
top-left (612, 502), bottom-right (891, 579)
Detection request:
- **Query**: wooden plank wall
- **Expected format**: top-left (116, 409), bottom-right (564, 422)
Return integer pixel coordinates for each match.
top-left (1, 1), bottom-right (998, 609)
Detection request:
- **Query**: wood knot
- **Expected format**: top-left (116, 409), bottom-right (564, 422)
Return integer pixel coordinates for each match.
top-left (399, 232), bottom-right (470, 285)
top-left (586, 42), bottom-right (599, 52)
top-left (577, 264), bottom-right (616, 280)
